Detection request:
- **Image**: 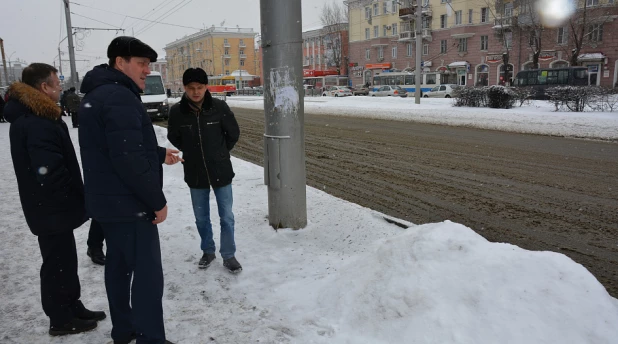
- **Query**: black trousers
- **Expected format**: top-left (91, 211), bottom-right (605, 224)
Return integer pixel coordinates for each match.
top-left (37, 231), bottom-right (81, 326)
top-left (101, 221), bottom-right (166, 343)
top-left (87, 219), bottom-right (105, 249)
top-left (70, 111), bottom-right (79, 127)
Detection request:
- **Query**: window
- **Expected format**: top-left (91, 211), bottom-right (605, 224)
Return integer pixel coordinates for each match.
top-left (588, 24), bottom-right (603, 41)
top-left (455, 10), bottom-right (462, 25)
top-left (423, 44), bottom-right (429, 55)
top-left (392, 0), bottom-right (398, 12)
top-left (393, 23), bottom-right (398, 35)
top-left (426, 74), bottom-right (436, 84)
top-left (481, 8), bottom-right (489, 23)
top-left (557, 27), bottom-right (568, 44)
top-left (225, 48), bottom-right (229, 55)
top-left (392, 46), bottom-right (397, 58)
top-left (383, 25), bottom-right (388, 36)
top-left (224, 38), bottom-right (229, 44)
top-left (225, 59), bottom-right (230, 66)
top-left (378, 47), bottom-right (384, 59)
top-left (481, 35), bottom-right (488, 50)
top-left (469, 9), bottom-right (473, 24)
top-left (407, 43), bottom-right (412, 56)
top-left (504, 3), bottom-right (513, 17)
top-left (365, 28), bottom-right (370, 39)
top-left (586, 0), bottom-right (599, 5)
top-left (504, 31), bottom-right (512, 48)
top-left (458, 37), bottom-right (468, 52)
top-left (440, 15), bottom-right (447, 28)
top-left (240, 49), bottom-right (245, 55)
top-left (440, 39), bottom-right (447, 54)
top-left (383, 1), bottom-right (388, 14)
top-left (240, 60), bottom-right (245, 66)
top-left (225, 70), bottom-right (230, 75)
top-left (240, 39), bottom-right (244, 45)
top-left (476, 64), bottom-right (489, 86)
top-left (374, 25), bottom-right (379, 38)
top-left (373, 3), bottom-right (379, 16)
top-left (366, 49), bottom-right (371, 60)
top-left (365, 7), bottom-right (372, 19)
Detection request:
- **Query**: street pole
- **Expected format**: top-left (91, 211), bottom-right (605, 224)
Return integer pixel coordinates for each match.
top-left (260, 0), bottom-right (307, 230)
top-left (58, 47), bottom-right (64, 80)
top-left (0, 38), bottom-right (9, 87)
top-left (414, 0), bottom-right (422, 104)
top-left (63, 0), bottom-right (78, 89)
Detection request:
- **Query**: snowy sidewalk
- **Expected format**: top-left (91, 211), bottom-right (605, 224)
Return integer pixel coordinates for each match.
top-left (0, 120), bottom-right (616, 343)
top-left (202, 96), bottom-right (618, 140)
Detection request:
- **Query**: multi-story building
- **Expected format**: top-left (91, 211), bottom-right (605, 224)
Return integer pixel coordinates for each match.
top-left (347, 0), bottom-right (618, 88)
top-left (150, 59), bottom-right (169, 89)
top-left (1, 59), bottom-right (27, 86)
top-left (165, 26), bottom-right (258, 90)
top-left (302, 24), bottom-right (350, 76)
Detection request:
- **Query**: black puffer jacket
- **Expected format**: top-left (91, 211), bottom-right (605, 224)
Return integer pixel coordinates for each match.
top-left (4, 83), bottom-right (87, 235)
top-left (167, 91), bottom-right (239, 189)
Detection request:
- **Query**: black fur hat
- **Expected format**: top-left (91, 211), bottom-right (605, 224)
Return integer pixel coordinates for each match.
top-left (183, 68), bottom-right (208, 85)
top-left (107, 36), bottom-right (157, 62)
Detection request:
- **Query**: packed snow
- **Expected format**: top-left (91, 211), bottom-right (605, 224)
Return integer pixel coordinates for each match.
top-left (0, 119), bottom-right (616, 344)
top-left (173, 95), bottom-right (618, 140)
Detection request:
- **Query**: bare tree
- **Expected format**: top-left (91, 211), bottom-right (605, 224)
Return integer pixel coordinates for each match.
top-left (486, 0), bottom-right (517, 84)
top-left (564, 0), bottom-right (617, 66)
top-left (517, 0), bottom-right (551, 69)
top-left (320, 1), bottom-right (349, 75)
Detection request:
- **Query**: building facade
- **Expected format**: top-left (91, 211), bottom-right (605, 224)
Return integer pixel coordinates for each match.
top-left (1, 60), bottom-right (27, 87)
top-left (347, 0), bottom-right (618, 88)
top-left (165, 26), bottom-right (258, 90)
top-left (302, 24), bottom-right (350, 77)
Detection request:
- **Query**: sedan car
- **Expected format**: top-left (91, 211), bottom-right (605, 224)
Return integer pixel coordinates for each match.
top-left (368, 85), bottom-right (408, 97)
top-left (322, 86), bottom-right (353, 97)
top-left (352, 85), bottom-right (369, 96)
top-left (423, 84), bottom-right (459, 98)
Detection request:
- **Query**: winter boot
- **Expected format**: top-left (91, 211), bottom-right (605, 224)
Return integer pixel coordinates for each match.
top-left (223, 257), bottom-right (242, 273)
top-left (73, 300), bottom-right (106, 322)
top-left (113, 332), bottom-right (137, 344)
top-left (198, 253), bottom-right (216, 269)
top-left (87, 247), bottom-right (106, 265)
top-left (49, 318), bottom-right (97, 336)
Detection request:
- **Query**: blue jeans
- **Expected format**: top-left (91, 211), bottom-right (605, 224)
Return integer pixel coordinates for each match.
top-left (190, 184), bottom-right (236, 259)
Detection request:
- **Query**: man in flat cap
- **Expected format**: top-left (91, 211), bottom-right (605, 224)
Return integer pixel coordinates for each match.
top-left (78, 36), bottom-right (179, 344)
top-left (167, 68), bottom-right (241, 273)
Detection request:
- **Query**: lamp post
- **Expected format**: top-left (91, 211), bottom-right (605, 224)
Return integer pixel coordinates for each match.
top-left (7, 51), bottom-right (15, 84)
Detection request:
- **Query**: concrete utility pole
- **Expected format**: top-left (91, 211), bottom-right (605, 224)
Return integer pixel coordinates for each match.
top-left (0, 38), bottom-right (9, 87)
top-left (260, 0), bottom-right (307, 230)
top-left (63, 0), bottom-right (79, 89)
top-left (58, 47), bottom-right (64, 78)
top-left (415, 0), bottom-right (422, 104)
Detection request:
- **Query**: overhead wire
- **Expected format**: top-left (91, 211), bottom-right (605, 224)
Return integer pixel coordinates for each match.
top-left (130, 0), bottom-right (186, 34)
top-left (128, 0), bottom-right (177, 32)
top-left (135, 0), bottom-right (195, 36)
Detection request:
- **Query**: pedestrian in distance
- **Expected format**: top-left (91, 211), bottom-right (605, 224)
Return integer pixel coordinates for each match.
top-left (65, 87), bottom-right (81, 128)
top-left (167, 67), bottom-right (242, 273)
top-left (78, 36), bottom-right (180, 344)
top-left (3, 63), bottom-right (106, 336)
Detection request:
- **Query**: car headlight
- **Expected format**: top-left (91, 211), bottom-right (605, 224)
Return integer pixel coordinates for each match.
top-left (162, 99), bottom-right (168, 106)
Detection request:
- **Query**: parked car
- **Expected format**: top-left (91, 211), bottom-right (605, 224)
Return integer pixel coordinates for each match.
top-left (352, 85), bottom-right (369, 96)
top-left (322, 86), bottom-right (353, 97)
top-left (423, 84), bottom-right (459, 98)
top-left (369, 85), bottom-right (408, 97)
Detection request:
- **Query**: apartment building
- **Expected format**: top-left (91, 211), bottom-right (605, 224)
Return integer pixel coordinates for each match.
top-left (347, 0), bottom-right (618, 87)
top-left (165, 26), bottom-right (258, 90)
top-left (302, 24), bottom-right (350, 76)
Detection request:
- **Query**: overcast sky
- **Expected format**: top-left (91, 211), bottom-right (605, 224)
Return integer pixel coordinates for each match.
top-left (1, 0), bottom-right (345, 78)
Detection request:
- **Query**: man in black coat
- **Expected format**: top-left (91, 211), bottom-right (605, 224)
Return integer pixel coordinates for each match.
top-left (65, 87), bottom-right (81, 128)
top-left (78, 37), bottom-right (180, 344)
top-left (4, 63), bottom-right (106, 336)
top-left (167, 68), bottom-right (242, 273)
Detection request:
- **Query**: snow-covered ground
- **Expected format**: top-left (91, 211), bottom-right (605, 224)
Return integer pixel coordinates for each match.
top-left (0, 120), bottom-right (616, 344)
top-left (175, 95), bottom-right (618, 140)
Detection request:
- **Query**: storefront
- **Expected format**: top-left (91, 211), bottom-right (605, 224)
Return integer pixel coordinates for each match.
top-left (578, 53), bottom-right (606, 86)
top-left (448, 61), bottom-right (470, 86)
top-left (364, 63), bottom-right (392, 85)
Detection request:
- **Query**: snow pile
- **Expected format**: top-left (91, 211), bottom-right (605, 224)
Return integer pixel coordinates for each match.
top-left (225, 96), bottom-right (618, 140)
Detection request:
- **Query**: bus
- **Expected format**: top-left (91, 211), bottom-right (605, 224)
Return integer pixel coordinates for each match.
top-left (512, 67), bottom-right (588, 99)
top-left (303, 76), bottom-right (349, 91)
top-left (371, 72), bottom-right (441, 94)
top-left (208, 75), bottom-right (237, 96)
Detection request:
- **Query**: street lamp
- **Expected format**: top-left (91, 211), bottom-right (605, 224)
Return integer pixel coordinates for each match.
top-left (7, 51), bottom-right (16, 84)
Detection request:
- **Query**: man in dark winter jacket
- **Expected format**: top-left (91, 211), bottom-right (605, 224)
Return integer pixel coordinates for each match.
top-left (4, 63), bottom-right (106, 336)
top-left (0, 92), bottom-right (6, 122)
top-left (78, 36), bottom-right (180, 344)
top-left (167, 68), bottom-right (242, 273)
top-left (65, 87), bottom-right (81, 128)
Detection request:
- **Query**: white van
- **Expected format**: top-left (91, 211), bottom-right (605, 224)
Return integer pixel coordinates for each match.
top-left (142, 71), bottom-right (169, 120)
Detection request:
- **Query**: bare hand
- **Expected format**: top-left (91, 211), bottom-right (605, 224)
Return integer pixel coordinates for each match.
top-left (153, 204), bottom-right (168, 224)
top-left (165, 148), bottom-right (184, 165)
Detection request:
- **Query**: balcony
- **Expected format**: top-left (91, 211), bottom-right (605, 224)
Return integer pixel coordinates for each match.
top-left (398, 31), bottom-right (414, 41)
top-left (399, 7), bottom-right (415, 21)
top-left (240, 54), bottom-right (247, 59)
top-left (493, 16), bottom-right (517, 29)
top-left (224, 54), bottom-right (231, 59)
top-left (422, 5), bottom-right (432, 17)
top-left (239, 42), bottom-right (246, 48)
top-left (223, 42), bottom-right (231, 48)
top-left (415, 28), bottom-right (432, 42)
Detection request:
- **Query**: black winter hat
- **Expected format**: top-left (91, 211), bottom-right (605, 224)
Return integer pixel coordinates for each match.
top-left (107, 36), bottom-right (158, 62)
top-left (183, 68), bottom-right (208, 85)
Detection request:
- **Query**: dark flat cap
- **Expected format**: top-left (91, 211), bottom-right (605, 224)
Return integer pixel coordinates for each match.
top-left (183, 68), bottom-right (209, 85)
top-left (107, 36), bottom-right (158, 62)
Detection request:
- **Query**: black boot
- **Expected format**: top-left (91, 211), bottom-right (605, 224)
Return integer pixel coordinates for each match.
top-left (198, 252), bottom-right (216, 269)
top-left (223, 257), bottom-right (242, 273)
top-left (87, 247), bottom-right (106, 265)
top-left (73, 300), bottom-right (106, 322)
top-left (49, 318), bottom-right (97, 336)
top-left (113, 332), bottom-right (137, 344)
